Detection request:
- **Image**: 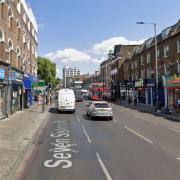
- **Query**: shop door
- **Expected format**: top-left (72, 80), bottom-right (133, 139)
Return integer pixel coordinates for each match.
top-left (0, 88), bottom-right (5, 118)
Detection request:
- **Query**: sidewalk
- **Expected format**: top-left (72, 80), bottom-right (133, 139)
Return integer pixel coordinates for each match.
top-left (0, 103), bottom-right (50, 180)
top-left (116, 100), bottom-right (180, 122)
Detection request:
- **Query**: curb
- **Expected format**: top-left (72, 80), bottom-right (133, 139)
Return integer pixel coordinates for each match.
top-left (5, 107), bottom-right (51, 180)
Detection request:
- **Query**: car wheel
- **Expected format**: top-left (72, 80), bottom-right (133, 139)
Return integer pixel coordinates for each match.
top-left (86, 112), bottom-right (89, 117)
top-left (109, 117), bottom-right (113, 120)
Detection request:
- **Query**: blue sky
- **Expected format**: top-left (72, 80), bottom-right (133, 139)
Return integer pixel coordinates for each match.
top-left (28, 0), bottom-right (180, 78)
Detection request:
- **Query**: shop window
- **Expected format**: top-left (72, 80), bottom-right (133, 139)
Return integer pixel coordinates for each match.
top-left (164, 45), bottom-right (170, 57)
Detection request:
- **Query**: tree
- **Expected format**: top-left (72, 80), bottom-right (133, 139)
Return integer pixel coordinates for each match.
top-left (37, 57), bottom-right (57, 87)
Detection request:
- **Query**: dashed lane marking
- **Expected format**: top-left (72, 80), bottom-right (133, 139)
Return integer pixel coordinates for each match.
top-left (76, 115), bottom-right (81, 123)
top-left (96, 152), bottom-right (113, 180)
top-left (81, 124), bottom-right (92, 144)
top-left (124, 126), bottom-right (153, 144)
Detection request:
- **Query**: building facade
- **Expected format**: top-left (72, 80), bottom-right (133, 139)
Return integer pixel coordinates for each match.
top-left (63, 66), bottom-right (80, 88)
top-left (0, 0), bottom-right (38, 117)
top-left (119, 19), bottom-right (180, 110)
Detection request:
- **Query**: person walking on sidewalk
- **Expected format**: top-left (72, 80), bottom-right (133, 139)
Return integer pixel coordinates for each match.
top-left (49, 93), bottom-right (52, 106)
top-left (134, 96), bottom-right (137, 106)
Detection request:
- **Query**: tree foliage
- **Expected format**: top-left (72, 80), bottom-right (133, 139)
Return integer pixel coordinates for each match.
top-left (37, 56), bottom-right (57, 86)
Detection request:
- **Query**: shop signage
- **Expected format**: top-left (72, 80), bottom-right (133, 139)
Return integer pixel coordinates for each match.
top-left (166, 75), bottom-right (180, 87)
top-left (8, 71), bottom-right (16, 81)
top-left (135, 79), bottom-right (144, 87)
top-left (0, 68), bottom-right (5, 80)
top-left (145, 79), bottom-right (155, 87)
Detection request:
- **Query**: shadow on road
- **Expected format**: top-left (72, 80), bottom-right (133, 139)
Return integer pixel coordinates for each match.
top-left (49, 107), bottom-right (75, 115)
top-left (82, 114), bottom-right (112, 121)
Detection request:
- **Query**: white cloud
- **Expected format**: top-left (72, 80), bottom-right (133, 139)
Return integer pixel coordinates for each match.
top-left (45, 48), bottom-right (91, 63)
top-left (91, 36), bottom-right (145, 55)
top-left (44, 36), bottom-right (145, 77)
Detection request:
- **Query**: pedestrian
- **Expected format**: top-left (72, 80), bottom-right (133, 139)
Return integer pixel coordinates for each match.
top-left (128, 96), bottom-right (131, 105)
top-left (134, 96), bottom-right (137, 106)
top-left (177, 97), bottom-right (180, 109)
top-left (49, 93), bottom-right (52, 106)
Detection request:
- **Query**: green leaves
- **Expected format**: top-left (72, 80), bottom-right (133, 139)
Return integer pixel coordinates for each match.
top-left (37, 56), bottom-right (57, 87)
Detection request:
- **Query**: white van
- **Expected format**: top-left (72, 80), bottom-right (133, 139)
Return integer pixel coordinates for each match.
top-left (58, 89), bottom-right (75, 113)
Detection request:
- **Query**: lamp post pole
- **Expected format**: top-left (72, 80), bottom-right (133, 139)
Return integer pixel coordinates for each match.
top-left (136, 21), bottom-right (159, 111)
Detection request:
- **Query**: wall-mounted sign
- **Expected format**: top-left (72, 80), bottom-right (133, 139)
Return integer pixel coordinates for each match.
top-left (8, 71), bottom-right (16, 81)
top-left (135, 79), bottom-right (144, 87)
top-left (0, 68), bottom-right (5, 80)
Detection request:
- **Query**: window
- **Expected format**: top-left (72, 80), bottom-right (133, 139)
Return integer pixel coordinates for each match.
top-left (0, 30), bottom-right (4, 42)
top-left (131, 63), bottom-right (134, 69)
top-left (17, 0), bottom-right (21, 13)
top-left (164, 45), bottom-right (169, 57)
top-left (8, 39), bottom-right (13, 50)
top-left (140, 56), bottom-right (144, 65)
top-left (147, 68), bottom-right (152, 79)
top-left (177, 60), bottom-right (180, 74)
top-left (147, 53), bottom-right (151, 63)
top-left (141, 69), bottom-right (145, 79)
top-left (177, 40), bottom-right (180, 53)
top-left (134, 61), bottom-right (137, 68)
top-left (23, 14), bottom-right (26, 23)
top-left (157, 49), bottom-right (160, 59)
top-left (164, 64), bottom-right (171, 75)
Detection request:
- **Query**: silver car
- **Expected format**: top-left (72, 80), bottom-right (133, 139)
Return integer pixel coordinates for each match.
top-left (86, 101), bottom-right (113, 120)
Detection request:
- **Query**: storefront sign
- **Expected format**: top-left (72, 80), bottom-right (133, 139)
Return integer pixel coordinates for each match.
top-left (166, 75), bottom-right (180, 87)
top-left (0, 68), bottom-right (5, 80)
top-left (8, 71), bottom-right (16, 81)
top-left (135, 79), bottom-right (144, 87)
top-left (145, 79), bottom-right (155, 87)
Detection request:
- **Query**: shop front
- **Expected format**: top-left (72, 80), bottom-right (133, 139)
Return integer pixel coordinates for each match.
top-left (120, 80), bottom-right (127, 101)
top-left (166, 75), bottom-right (180, 109)
top-left (144, 79), bottom-right (156, 106)
top-left (23, 74), bottom-right (33, 108)
top-left (135, 79), bottom-right (146, 104)
top-left (0, 64), bottom-right (8, 118)
top-left (9, 69), bottom-right (23, 113)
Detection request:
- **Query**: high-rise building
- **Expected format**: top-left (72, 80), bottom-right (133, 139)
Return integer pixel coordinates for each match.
top-left (63, 66), bottom-right (80, 88)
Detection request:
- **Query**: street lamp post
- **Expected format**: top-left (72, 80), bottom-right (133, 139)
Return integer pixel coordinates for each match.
top-left (136, 21), bottom-right (159, 112)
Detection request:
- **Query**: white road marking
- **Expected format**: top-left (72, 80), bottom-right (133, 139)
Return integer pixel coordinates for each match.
top-left (124, 126), bottom-right (153, 144)
top-left (176, 158), bottom-right (180, 161)
top-left (113, 119), bottom-right (117, 122)
top-left (96, 152), bottom-right (112, 180)
top-left (81, 125), bottom-right (92, 144)
top-left (168, 128), bottom-right (180, 133)
top-left (76, 115), bottom-right (81, 123)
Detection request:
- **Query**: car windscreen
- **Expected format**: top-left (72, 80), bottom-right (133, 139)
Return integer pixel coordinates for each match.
top-left (94, 103), bottom-right (109, 108)
top-left (74, 91), bottom-right (83, 95)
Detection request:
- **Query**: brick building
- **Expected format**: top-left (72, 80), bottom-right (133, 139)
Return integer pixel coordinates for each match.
top-left (121, 19), bottom-right (180, 110)
top-left (0, 0), bottom-right (38, 117)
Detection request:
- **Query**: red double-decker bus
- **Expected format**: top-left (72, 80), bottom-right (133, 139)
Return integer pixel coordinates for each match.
top-left (89, 82), bottom-right (109, 101)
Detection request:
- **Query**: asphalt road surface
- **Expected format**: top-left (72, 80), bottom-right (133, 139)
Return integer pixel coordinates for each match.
top-left (21, 100), bottom-right (180, 180)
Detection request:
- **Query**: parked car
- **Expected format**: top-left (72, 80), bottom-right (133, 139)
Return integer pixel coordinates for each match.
top-left (86, 101), bottom-right (113, 120)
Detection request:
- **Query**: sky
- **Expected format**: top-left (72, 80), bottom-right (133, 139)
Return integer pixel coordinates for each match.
top-left (28, 0), bottom-right (180, 78)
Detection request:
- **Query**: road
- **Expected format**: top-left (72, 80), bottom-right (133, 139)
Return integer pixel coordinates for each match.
top-left (20, 100), bottom-right (180, 180)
